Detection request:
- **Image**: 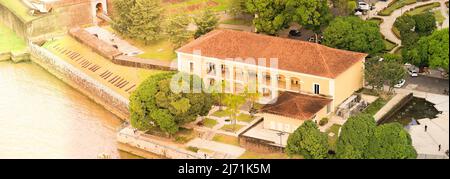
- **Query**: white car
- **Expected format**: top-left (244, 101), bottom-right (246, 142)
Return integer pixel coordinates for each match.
top-left (408, 69), bottom-right (419, 77)
top-left (394, 79), bottom-right (406, 88)
top-left (358, 2), bottom-right (371, 11)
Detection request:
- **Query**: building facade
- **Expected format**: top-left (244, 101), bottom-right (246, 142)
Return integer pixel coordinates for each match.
top-left (177, 29), bottom-right (367, 133)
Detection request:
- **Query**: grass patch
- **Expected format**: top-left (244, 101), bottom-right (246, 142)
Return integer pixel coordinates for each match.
top-left (392, 26), bottom-right (401, 39)
top-left (236, 114), bottom-right (254, 123)
top-left (394, 46), bottom-right (403, 57)
top-left (379, 0), bottom-right (417, 16)
top-left (174, 128), bottom-right (197, 144)
top-left (0, 0), bottom-right (40, 22)
top-left (102, 26), bottom-right (176, 61)
top-left (326, 124), bottom-right (342, 151)
top-left (221, 18), bottom-right (253, 26)
top-left (361, 98), bottom-right (390, 116)
top-left (163, 0), bottom-right (233, 14)
top-left (368, 18), bottom-right (383, 25)
top-left (212, 134), bottom-right (240, 146)
top-left (201, 118), bottom-right (218, 128)
top-left (0, 23), bottom-right (26, 53)
top-left (239, 151), bottom-right (303, 159)
top-left (220, 124), bottom-right (245, 133)
top-left (212, 110), bottom-right (232, 117)
top-left (406, 2), bottom-right (441, 16)
top-left (383, 39), bottom-right (397, 52)
top-left (433, 10), bottom-right (446, 25)
top-left (186, 146), bottom-right (199, 152)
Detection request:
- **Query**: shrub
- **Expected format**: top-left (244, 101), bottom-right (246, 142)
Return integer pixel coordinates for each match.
top-left (319, 118), bottom-right (329, 126)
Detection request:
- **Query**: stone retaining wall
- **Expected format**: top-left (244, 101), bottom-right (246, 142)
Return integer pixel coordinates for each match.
top-left (29, 42), bottom-right (130, 121)
top-left (117, 127), bottom-right (204, 159)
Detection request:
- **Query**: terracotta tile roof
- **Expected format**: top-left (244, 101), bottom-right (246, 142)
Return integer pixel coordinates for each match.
top-left (177, 29), bottom-right (367, 78)
top-left (261, 92), bottom-right (332, 120)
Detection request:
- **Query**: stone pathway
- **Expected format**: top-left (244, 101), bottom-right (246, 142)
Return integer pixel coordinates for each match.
top-left (365, 0), bottom-right (448, 53)
top-left (186, 138), bottom-right (246, 159)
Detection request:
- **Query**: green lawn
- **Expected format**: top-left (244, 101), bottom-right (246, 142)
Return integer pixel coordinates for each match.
top-left (221, 18), bottom-right (253, 26)
top-left (361, 98), bottom-right (390, 116)
top-left (220, 124), bottom-right (244, 133)
top-left (406, 2), bottom-right (441, 16)
top-left (239, 151), bottom-right (303, 159)
top-left (433, 10), bottom-right (446, 25)
top-left (212, 134), bottom-right (240, 146)
top-left (0, 23), bottom-right (26, 53)
top-left (202, 118), bottom-right (218, 128)
top-left (163, 0), bottom-right (232, 14)
top-left (326, 124), bottom-right (342, 151)
top-left (392, 26), bottom-right (401, 38)
top-left (132, 39), bottom-right (177, 61)
top-left (236, 114), bottom-right (254, 123)
top-left (102, 26), bottom-right (176, 61)
top-left (212, 110), bottom-right (232, 117)
top-left (368, 18), bottom-right (383, 25)
top-left (0, 0), bottom-right (40, 23)
top-left (383, 39), bottom-right (398, 52)
top-left (379, 0), bottom-right (417, 16)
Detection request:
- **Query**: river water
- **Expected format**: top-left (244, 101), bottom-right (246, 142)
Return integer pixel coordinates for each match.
top-left (0, 61), bottom-right (140, 159)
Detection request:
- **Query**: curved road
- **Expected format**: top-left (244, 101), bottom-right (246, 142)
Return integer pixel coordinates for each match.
top-left (366, 0), bottom-right (449, 53)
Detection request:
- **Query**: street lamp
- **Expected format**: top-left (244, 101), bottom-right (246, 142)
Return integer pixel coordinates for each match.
top-left (276, 132), bottom-right (286, 153)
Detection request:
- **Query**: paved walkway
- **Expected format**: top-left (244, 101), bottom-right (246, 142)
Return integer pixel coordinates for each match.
top-left (365, 0), bottom-right (448, 53)
top-left (186, 138), bottom-right (246, 158)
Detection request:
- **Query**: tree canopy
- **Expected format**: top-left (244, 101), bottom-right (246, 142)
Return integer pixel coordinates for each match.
top-left (336, 114), bottom-right (417, 159)
top-left (129, 73), bottom-right (214, 135)
top-left (412, 28), bottom-right (449, 72)
top-left (165, 14), bottom-right (193, 49)
top-left (112, 0), bottom-right (163, 43)
top-left (193, 9), bottom-right (219, 38)
top-left (286, 0), bottom-right (331, 33)
top-left (336, 114), bottom-right (376, 159)
top-left (367, 123), bottom-right (417, 159)
top-left (245, 0), bottom-right (291, 35)
top-left (286, 121), bottom-right (329, 159)
top-left (323, 16), bottom-right (385, 55)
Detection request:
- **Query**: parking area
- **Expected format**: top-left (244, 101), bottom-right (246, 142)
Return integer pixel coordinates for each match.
top-left (402, 76), bottom-right (449, 95)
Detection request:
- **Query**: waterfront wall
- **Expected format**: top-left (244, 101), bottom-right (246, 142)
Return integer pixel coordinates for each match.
top-left (117, 127), bottom-right (205, 159)
top-left (0, 51), bottom-right (30, 63)
top-left (0, 1), bottom-right (93, 42)
top-left (29, 42), bottom-right (130, 121)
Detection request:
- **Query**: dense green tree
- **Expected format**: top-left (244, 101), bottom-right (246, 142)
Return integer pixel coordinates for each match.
top-left (367, 123), bottom-right (417, 159)
top-left (336, 114), bottom-right (376, 159)
top-left (382, 54), bottom-right (406, 92)
top-left (413, 12), bottom-right (436, 36)
top-left (413, 28), bottom-right (449, 72)
top-left (111, 0), bottom-right (135, 34)
top-left (394, 15), bottom-right (416, 34)
top-left (323, 16), bottom-right (384, 55)
top-left (229, 0), bottom-right (249, 17)
top-left (129, 73), bottom-right (214, 135)
top-left (245, 0), bottom-right (291, 35)
top-left (193, 9), bottom-right (219, 38)
top-left (118, 0), bottom-right (163, 43)
top-left (365, 57), bottom-right (385, 91)
top-left (286, 121), bottom-right (329, 159)
top-left (165, 14), bottom-right (193, 49)
top-left (286, 0), bottom-right (331, 41)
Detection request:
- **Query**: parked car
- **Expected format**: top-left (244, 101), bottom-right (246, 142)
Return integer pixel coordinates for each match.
top-left (394, 79), bottom-right (406, 88)
top-left (408, 69), bottom-right (419, 77)
top-left (288, 29), bottom-right (301, 38)
top-left (358, 2), bottom-right (371, 11)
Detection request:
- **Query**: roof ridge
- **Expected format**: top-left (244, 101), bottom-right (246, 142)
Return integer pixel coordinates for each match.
top-left (314, 43), bottom-right (333, 78)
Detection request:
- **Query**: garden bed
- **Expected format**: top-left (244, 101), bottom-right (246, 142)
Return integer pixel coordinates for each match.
top-left (212, 134), bottom-right (240, 146)
top-left (405, 2), bottom-right (441, 16)
top-left (220, 124), bottom-right (245, 133)
top-left (378, 0), bottom-right (417, 16)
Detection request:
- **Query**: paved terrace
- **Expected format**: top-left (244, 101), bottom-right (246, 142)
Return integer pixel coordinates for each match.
top-left (43, 36), bottom-right (165, 98)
